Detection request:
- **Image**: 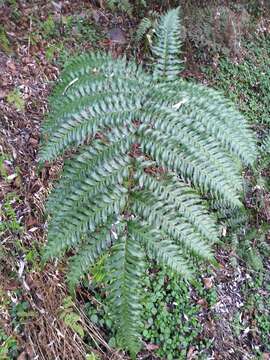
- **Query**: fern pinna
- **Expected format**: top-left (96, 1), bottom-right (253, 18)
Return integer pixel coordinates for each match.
top-left (40, 8), bottom-right (256, 357)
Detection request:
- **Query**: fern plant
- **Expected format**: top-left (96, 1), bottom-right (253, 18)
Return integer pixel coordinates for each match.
top-left (106, 0), bottom-right (146, 16)
top-left (40, 8), bottom-right (256, 358)
top-left (134, 10), bottom-right (159, 44)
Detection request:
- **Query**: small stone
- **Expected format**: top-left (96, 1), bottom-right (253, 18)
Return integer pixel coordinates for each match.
top-left (107, 27), bottom-right (126, 44)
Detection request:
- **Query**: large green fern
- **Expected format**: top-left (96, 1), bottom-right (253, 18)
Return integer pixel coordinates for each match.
top-left (40, 8), bottom-right (257, 357)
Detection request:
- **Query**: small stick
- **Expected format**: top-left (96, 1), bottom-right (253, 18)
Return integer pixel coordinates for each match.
top-left (28, 16), bottom-right (32, 55)
top-left (62, 78), bottom-right (79, 95)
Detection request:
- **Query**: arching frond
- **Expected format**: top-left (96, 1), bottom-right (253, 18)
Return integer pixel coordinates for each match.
top-left (139, 129), bottom-right (242, 207)
top-left (131, 220), bottom-right (193, 278)
top-left (144, 80), bottom-right (256, 165)
top-left (134, 169), bottom-right (219, 243)
top-left (135, 17), bottom-right (153, 43)
top-left (46, 126), bottom-right (134, 214)
top-left (131, 191), bottom-right (214, 261)
top-left (67, 221), bottom-right (121, 290)
top-left (40, 54), bottom-right (147, 162)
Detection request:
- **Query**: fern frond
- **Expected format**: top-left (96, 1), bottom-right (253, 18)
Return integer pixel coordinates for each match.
top-left (106, 224), bottom-right (145, 357)
top-left (179, 83), bottom-right (256, 165)
top-left (40, 95), bottom-right (141, 162)
top-left (44, 188), bottom-right (127, 260)
top-left (132, 220), bottom-right (193, 278)
top-left (148, 108), bottom-right (242, 191)
top-left (49, 77), bottom-right (147, 127)
top-left (261, 133), bottom-right (270, 154)
top-left (57, 53), bottom-right (144, 96)
top-left (47, 58), bottom-right (147, 126)
top-left (146, 80), bottom-right (256, 165)
top-left (67, 221), bottom-right (120, 290)
top-left (135, 169), bottom-right (219, 243)
top-left (46, 127), bottom-right (134, 214)
top-left (135, 17), bottom-right (152, 43)
top-left (139, 129), bottom-right (242, 207)
top-left (49, 53), bottom-right (116, 101)
top-left (151, 8), bottom-right (183, 80)
top-left (131, 191), bottom-right (213, 261)
top-left (40, 54), bottom-right (147, 162)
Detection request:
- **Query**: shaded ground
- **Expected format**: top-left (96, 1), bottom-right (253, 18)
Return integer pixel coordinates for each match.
top-left (0, 1), bottom-right (269, 359)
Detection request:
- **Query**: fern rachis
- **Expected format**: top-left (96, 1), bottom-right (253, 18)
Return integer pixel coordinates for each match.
top-left (40, 7), bottom-right (256, 357)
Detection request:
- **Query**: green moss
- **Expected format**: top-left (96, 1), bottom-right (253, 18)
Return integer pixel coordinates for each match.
top-left (6, 89), bottom-right (25, 111)
top-left (40, 15), bottom-right (57, 39)
top-left (0, 25), bottom-right (12, 54)
top-left (0, 193), bottom-right (23, 234)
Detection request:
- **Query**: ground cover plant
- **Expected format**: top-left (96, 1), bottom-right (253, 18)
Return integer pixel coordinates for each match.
top-left (203, 27), bottom-right (270, 358)
top-left (40, 7), bottom-right (256, 357)
top-left (84, 263), bottom-right (218, 359)
top-left (204, 35), bottom-right (270, 124)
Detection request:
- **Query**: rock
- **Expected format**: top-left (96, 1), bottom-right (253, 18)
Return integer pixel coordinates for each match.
top-left (107, 27), bottom-right (126, 44)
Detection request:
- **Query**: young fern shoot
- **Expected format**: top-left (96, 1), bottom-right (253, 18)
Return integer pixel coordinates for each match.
top-left (39, 8), bottom-right (257, 357)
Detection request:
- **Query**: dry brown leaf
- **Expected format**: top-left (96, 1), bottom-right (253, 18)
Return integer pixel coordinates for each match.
top-left (17, 352), bottom-right (27, 360)
top-left (145, 343), bottom-right (160, 351)
top-left (6, 60), bottom-right (16, 73)
top-left (0, 89), bottom-right (7, 99)
top-left (197, 298), bottom-right (208, 308)
top-left (13, 174), bottom-right (22, 188)
top-left (26, 215), bottom-right (39, 228)
top-left (187, 346), bottom-right (197, 359)
top-left (28, 137), bottom-right (39, 147)
top-left (203, 277), bottom-right (213, 289)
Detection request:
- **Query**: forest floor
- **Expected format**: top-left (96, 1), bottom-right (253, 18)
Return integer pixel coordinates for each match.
top-left (0, 1), bottom-right (270, 359)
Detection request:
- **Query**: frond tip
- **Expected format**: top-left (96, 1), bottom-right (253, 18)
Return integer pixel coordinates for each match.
top-left (39, 7), bottom-right (257, 357)
top-left (151, 7), bottom-right (184, 80)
